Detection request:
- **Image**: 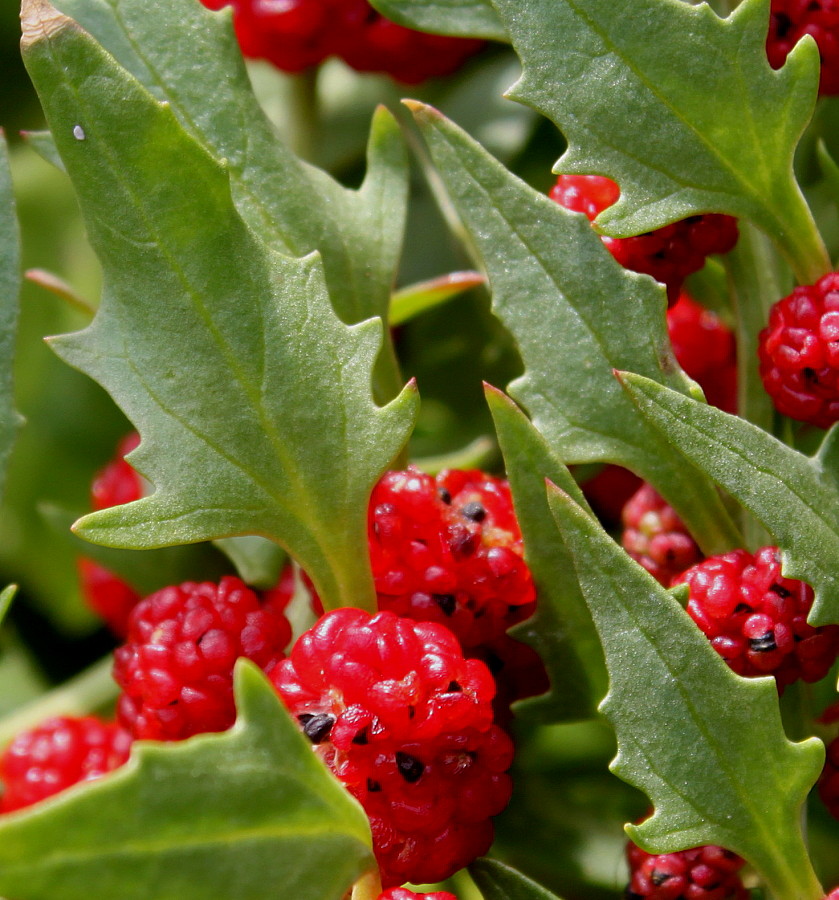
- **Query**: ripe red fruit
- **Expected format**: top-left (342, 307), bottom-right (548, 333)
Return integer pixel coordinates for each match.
top-left (549, 175), bottom-right (738, 306)
top-left (667, 292), bottom-right (737, 414)
top-left (767, 0), bottom-right (839, 95)
top-left (0, 716), bottom-right (131, 813)
top-left (625, 841), bottom-right (748, 900)
top-left (370, 467), bottom-right (536, 650)
top-left (758, 271), bottom-right (839, 428)
top-left (114, 576), bottom-right (292, 741)
top-left (621, 483), bottom-right (702, 587)
top-left (271, 608), bottom-right (513, 887)
top-left (379, 891), bottom-right (457, 900)
top-left (202, 0), bottom-right (483, 83)
top-left (674, 546), bottom-right (839, 690)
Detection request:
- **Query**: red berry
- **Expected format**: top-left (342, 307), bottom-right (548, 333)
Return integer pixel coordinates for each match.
top-left (549, 175), bottom-right (738, 306)
top-left (0, 716), bottom-right (131, 813)
top-left (758, 271), bottom-right (839, 428)
top-left (621, 483), bottom-right (702, 586)
top-left (667, 293), bottom-right (737, 414)
top-left (379, 891), bottom-right (457, 900)
top-left (370, 467), bottom-right (536, 650)
top-left (767, 0), bottom-right (839, 94)
top-left (271, 608), bottom-right (513, 887)
top-left (580, 464), bottom-right (643, 528)
top-left (827, 890), bottom-right (839, 900)
top-left (203, 0), bottom-right (483, 82)
top-left (818, 733), bottom-right (839, 820)
top-left (674, 546), bottom-right (839, 690)
top-left (114, 576), bottom-right (291, 741)
top-left (625, 841), bottom-right (748, 900)
top-left (81, 433), bottom-right (144, 635)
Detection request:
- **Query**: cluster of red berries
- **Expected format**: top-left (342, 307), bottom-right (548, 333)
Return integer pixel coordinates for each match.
top-left (767, 0), bottom-right (839, 95)
top-left (674, 546), bottom-right (839, 690)
top-left (200, 0), bottom-right (483, 82)
top-left (625, 840), bottom-right (748, 900)
top-left (549, 175), bottom-right (739, 306)
top-left (621, 483), bottom-right (702, 587)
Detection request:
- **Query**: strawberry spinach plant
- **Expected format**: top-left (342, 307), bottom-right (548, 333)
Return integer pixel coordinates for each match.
top-left (2, 0), bottom-right (839, 897)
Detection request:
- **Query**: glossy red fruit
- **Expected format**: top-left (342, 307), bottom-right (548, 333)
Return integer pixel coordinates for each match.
top-left (549, 175), bottom-right (738, 306)
top-left (370, 467), bottom-right (535, 650)
top-left (767, 0), bottom-right (839, 95)
top-left (621, 483), bottom-right (702, 587)
top-left (271, 608), bottom-right (513, 887)
top-left (667, 292), bottom-right (737, 414)
top-left (0, 716), bottom-right (131, 812)
top-left (674, 546), bottom-right (839, 690)
top-left (758, 271), bottom-right (839, 428)
top-left (114, 576), bottom-right (291, 741)
top-left (625, 841), bottom-right (748, 900)
top-left (379, 891), bottom-right (457, 900)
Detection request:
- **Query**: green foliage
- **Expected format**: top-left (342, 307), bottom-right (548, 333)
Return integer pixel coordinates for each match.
top-left (22, 0), bottom-right (418, 612)
top-left (0, 662), bottom-right (374, 900)
top-left (368, 0), bottom-right (506, 40)
top-left (547, 483), bottom-right (825, 900)
top-left (470, 858), bottom-right (566, 900)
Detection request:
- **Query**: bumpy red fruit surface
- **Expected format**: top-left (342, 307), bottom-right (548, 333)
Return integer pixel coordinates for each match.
top-left (0, 716), bottom-right (131, 812)
top-left (114, 576), bottom-right (291, 741)
top-left (674, 546), bottom-right (839, 689)
top-left (621, 483), bottom-right (702, 586)
top-left (625, 841), bottom-right (748, 900)
top-left (667, 293), bottom-right (737, 414)
top-left (549, 175), bottom-right (738, 306)
top-left (767, 0), bottom-right (839, 95)
top-left (758, 272), bottom-right (839, 428)
top-left (271, 608), bottom-right (513, 887)
top-left (818, 734), bottom-right (839, 820)
top-left (202, 0), bottom-right (483, 82)
top-left (379, 891), bottom-right (457, 900)
top-left (80, 432), bottom-right (144, 636)
top-left (370, 467), bottom-right (536, 650)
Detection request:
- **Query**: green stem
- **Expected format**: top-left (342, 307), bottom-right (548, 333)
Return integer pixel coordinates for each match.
top-left (773, 187), bottom-right (831, 286)
top-left (285, 67), bottom-right (321, 163)
top-left (757, 834), bottom-right (824, 900)
top-left (0, 655), bottom-right (117, 748)
top-left (412, 435), bottom-right (497, 474)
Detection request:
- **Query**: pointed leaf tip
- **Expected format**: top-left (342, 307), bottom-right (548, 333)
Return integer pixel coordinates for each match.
top-left (20, 0), bottom-right (70, 46)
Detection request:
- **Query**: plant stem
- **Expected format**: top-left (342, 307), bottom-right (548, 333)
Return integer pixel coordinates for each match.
top-left (774, 188), bottom-right (832, 286)
top-left (350, 869), bottom-right (382, 900)
top-left (285, 67), bottom-right (321, 163)
top-left (0, 655), bottom-right (117, 748)
top-left (758, 835), bottom-right (824, 900)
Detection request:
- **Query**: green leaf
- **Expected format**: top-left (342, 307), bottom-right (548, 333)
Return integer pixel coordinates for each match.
top-left (53, 0), bottom-right (408, 401)
top-left (21, 129), bottom-right (66, 172)
top-left (486, 386), bottom-right (603, 723)
top-left (22, 0), bottom-right (419, 612)
top-left (546, 484), bottom-right (825, 900)
top-left (0, 584), bottom-right (18, 629)
top-left (620, 372), bottom-right (839, 628)
top-left (368, 0), bottom-right (506, 40)
top-left (0, 132), bottom-right (22, 501)
top-left (489, 0), bottom-right (828, 283)
top-left (409, 102), bottom-right (742, 555)
top-left (212, 536), bottom-right (287, 590)
top-left (0, 662), bottom-right (374, 900)
top-left (390, 270), bottom-right (485, 326)
top-left (470, 858), bottom-right (566, 900)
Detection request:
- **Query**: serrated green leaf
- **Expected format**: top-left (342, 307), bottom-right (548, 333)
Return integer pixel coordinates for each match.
top-left (409, 102), bottom-right (741, 555)
top-left (22, 0), bottom-right (419, 612)
top-left (546, 484), bottom-right (825, 900)
top-left (0, 133), bottom-right (22, 501)
top-left (620, 373), bottom-right (839, 628)
top-left (489, 0), bottom-right (828, 282)
top-left (53, 0), bottom-right (408, 401)
top-left (470, 858), bottom-right (566, 900)
top-left (390, 270), bottom-right (485, 326)
top-left (486, 386), bottom-right (603, 723)
top-left (368, 0), bottom-right (506, 40)
top-left (0, 661), bottom-right (374, 900)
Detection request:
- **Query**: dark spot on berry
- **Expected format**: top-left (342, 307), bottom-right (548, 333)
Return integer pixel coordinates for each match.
top-left (298, 713), bottom-right (335, 744)
top-left (433, 593), bottom-right (457, 616)
top-left (803, 367), bottom-right (819, 383)
top-left (352, 728), bottom-right (369, 745)
top-left (366, 779), bottom-right (382, 793)
top-left (770, 582), bottom-right (792, 598)
top-left (774, 12), bottom-right (792, 37)
top-left (650, 870), bottom-right (671, 886)
top-left (450, 530), bottom-right (478, 558)
top-left (461, 501), bottom-right (487, 522)
top-left (447, 681), bottom-right (462, 692)
top-left (407, 705), bottom-right (415, 719)
top-left (395, 752), bottom-right (425, 783)
top-left (438, 487), bottom-right (452, 505)
top-left (733, 603), bottom-right (752, 614)
top-left (750, 632), bottom-right (777, 653)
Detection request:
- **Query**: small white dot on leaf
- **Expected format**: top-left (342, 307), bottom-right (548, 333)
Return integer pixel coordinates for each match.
top-left (73, 125), bottom-right (85, 141)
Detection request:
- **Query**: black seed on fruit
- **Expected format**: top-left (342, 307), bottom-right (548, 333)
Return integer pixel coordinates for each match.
top-left (433, 593), bottom-right (456, 616)
top-left (450, 531), bottom-right (478, 558)
top-left (395, 752), bottom-right (425, 783)
top-left (407, 705), bottom-right (416, 719)
top-left (733, 603), bottom-right (751, 614)
top-left (438, 487), bottom-right (452, 505)
top-left (803, 367), bottom-right (819, 383)
top-left (461, 502), bottom-right (486, 522)
top-left (299, 713), bottom-right (335, 744)
top-left (750, 632), bottom-right (777, 653)
top-left (366, 779), bottom-right (382, 793)
top-left (352, 728), bottom-right (369, 745)
top-left (650, 870), bottom-right (671, 886)
top-left (770, 582), bottom-right (792, 598)
top-left (447, 681), bottom-right (462, 692)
